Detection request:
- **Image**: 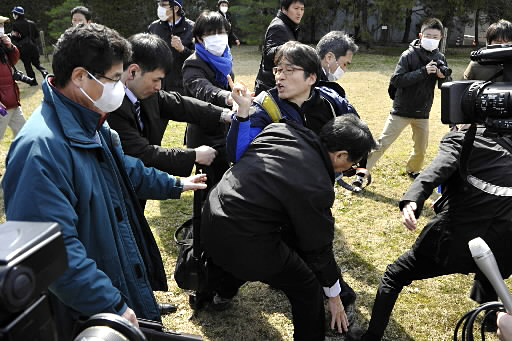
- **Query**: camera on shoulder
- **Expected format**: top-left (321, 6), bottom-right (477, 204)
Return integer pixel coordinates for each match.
top-left (441, 43), bottom-right (512, 132)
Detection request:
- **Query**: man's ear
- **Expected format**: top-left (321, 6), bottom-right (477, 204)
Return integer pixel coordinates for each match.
top-left (70, 67), bottom-right (89, 88)
top-left (307, 73), bottom-right (317, 86)
top-left (127, 64), bottom-right (141, 79)
top-left (326, 51), bottom-right (336, 63)
top-left (418, 32), bottom-right (423, 40)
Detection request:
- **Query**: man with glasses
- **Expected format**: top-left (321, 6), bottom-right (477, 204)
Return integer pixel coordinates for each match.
top-left (366, 18), bottom-right (451, 179)
top-left (148, 0), bottom-right (194, 94)
top-left (203, 115), bottom-right (376, 341)
top-left (1, 24), bottom-right (207, 340)
top-left (227, 41), bottom-right (358, 163)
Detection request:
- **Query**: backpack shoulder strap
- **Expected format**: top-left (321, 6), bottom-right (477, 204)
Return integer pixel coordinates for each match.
top-left (254, 90), bottom-right (282, 123)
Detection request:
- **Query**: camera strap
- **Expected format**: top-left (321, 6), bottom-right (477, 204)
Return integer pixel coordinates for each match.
top-left (459, 124), bottom-right (512, 196)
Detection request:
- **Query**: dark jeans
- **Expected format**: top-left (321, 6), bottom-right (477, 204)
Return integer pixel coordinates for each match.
top-left (364, 249), bottom-right (478, 340)
top-left (213, 248), bottom-right (326, 341)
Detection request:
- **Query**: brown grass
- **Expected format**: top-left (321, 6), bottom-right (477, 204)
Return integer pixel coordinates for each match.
top-left (0, 47), bottom-right (506, 341)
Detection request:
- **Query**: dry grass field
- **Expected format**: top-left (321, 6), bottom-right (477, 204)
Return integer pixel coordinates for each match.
top-left (1, 45), bottom-right (508, 341)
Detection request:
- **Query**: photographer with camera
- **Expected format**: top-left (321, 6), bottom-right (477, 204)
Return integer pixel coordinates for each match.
top-left (10, 6), bottom-right (48, 86)
top-left (1, 23), bottom-right (207, 341)
top-left (0, 15), bottom-right (25, 145)
top-left (366, 18), bottom-right (451, 179)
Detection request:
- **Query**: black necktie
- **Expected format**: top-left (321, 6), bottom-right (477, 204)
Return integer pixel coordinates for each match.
top-left (134, 100), bottom-right (144, 131)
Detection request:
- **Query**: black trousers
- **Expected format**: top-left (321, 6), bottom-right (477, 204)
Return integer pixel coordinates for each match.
top-left (19, 43), bottom-right (47, 80)
top-left (212, 247), bottom-right (326, 341)
top-left (363, 249), bottom-right (489, 340)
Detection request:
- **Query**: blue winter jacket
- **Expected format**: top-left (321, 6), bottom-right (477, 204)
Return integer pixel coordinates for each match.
top-left (226, 82), bottom-right (358, 162)
top-left (2, 79), bottom-right (184, 321)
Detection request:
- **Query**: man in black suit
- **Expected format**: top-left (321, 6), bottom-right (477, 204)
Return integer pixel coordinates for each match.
top-left (108, 33), bottom-right (232, 180)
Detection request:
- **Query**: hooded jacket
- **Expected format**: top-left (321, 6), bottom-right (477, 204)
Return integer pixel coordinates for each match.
top-left (390, 39), bottom-right (451, 119)
top-left (2, 78), bottom-right (184, 322)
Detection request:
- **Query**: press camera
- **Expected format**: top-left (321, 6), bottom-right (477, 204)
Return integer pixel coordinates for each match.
top-left (0, 221), bottom-right (201, 341)
top-left (441, 44), bottom-right (512, 132)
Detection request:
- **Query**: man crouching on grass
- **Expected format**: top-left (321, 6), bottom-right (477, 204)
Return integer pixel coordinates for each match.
top-left (201, 113), bottom-right (376, 341)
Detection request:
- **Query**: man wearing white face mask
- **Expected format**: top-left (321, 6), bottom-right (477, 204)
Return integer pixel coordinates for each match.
top-left (148, 0), bottom-right (194, 94)
top-left (316, 31), bottom-right (358, 82)
top-left (1, 24), bottom-right (207, 341)
top-left (366, 18), bottom-right (451, 180)
top-left (217, 0), bottom-right (240, 47)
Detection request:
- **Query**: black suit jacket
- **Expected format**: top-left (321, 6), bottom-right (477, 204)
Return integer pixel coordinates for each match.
top-left (107, 90), bottom-right (225, 176)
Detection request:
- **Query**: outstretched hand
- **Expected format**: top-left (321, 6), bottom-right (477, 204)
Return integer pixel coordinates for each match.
top-left (182, 173), bottom-right (207, 191)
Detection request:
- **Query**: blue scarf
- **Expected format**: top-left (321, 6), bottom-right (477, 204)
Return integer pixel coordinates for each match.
top-left (195, 42), bottom-right (233, 88)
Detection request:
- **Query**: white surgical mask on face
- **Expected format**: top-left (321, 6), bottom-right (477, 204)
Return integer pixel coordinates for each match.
top-left (220, 6), bottom-right (228, 13)
top-left (204, 34), bottom-right (229, 56)
top-left (328, 62), bottom-right (345, 81)
top-left (157, 6), bottom-right (169, 21)
top-left (0, 27), bottom-right (4, 35)
top-left (421, 37), bottom-right (440, 52)
top-left (80, 72), bottom-right (125, 113)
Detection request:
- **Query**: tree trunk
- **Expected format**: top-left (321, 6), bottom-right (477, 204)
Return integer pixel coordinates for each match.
top-left (361, 0), bottom-right (370, 48)
top-left (402, 8), bottom-right (412, 43)
top-left (310, 15), bottom-right (316, 43)
top-left (474, 8), bottom-right (480, 46)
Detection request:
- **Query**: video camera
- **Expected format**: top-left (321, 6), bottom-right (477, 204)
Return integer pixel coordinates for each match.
top-left (441, 44), bottom-right (512, 132)
top-left (0, 221), bottom-right (202, 341)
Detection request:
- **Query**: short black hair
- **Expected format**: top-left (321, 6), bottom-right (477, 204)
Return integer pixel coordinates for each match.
top-left (126, 33), bottom-right (173, 74)
top-left (421, 18), bottom-right (443, 34)
top-left (280, 0), bottom-right (305, 11)
top-left (319, 115), bottom-right (376, 162)
top-left (193, 11), bottom-right (230, 41)
top-left (71, 6), bottom-right (91, 21)
top-left (274, 41), bottom-right (321, 84)
top-left (316, 31), bottom-right (358, 59)
top-left (52, 23), bottom-right (131, 88)
top-left (486, 19), bottom-right (512, 44)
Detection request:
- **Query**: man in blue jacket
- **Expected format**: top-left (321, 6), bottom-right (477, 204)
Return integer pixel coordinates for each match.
top-left (1, 23), bottom-right (206, 340)
top-left (227, 41), bottom-right (357, 163)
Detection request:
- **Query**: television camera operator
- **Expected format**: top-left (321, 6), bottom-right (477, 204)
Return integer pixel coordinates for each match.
top-left (355, 44), bottom-right (512, 340)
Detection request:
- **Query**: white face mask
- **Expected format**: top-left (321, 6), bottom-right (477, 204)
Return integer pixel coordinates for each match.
top-left (328, 62), bottom-right (345, 81)
top-left (0, 27), bottom-right (4, 35)
top-left (203, 34), bottom-right (229, 56)
top-left (421, 37), bottom-right (440, 52)
top-left (80, 72), bottom-right (125, 113)
top-left (220, 6), bottom-right (228, 13)
top-left (157, 6), bottom-right (169, 21)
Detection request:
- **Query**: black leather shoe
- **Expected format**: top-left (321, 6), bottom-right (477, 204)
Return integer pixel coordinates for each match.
top-left (158, 303), bottom-right (177, 315)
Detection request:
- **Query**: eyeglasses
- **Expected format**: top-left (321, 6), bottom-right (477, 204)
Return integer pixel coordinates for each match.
top-left (95, 74), bottom-right (122, 84)
top-left (272, 66), bottom-right (304, 76)
top-left (342, 162), bottom-right (361, 177)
